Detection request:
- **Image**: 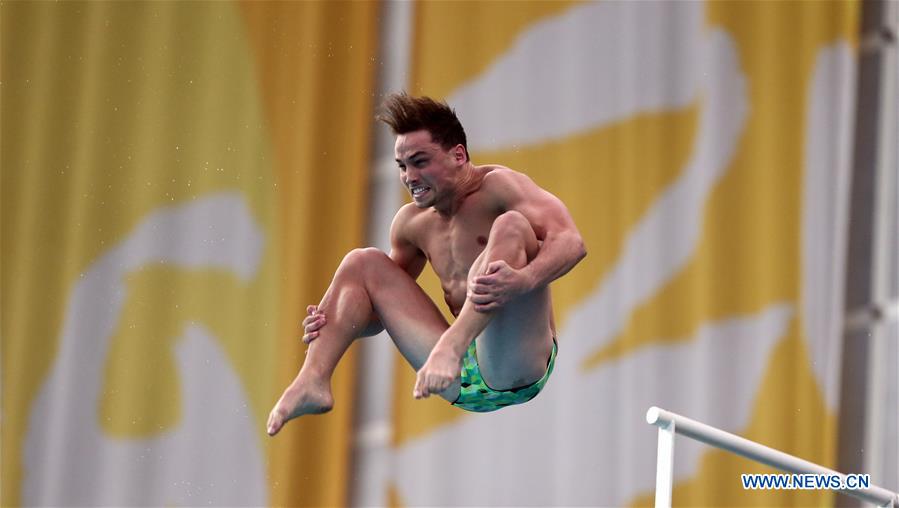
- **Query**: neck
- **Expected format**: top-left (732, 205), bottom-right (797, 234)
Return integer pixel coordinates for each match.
top-left (434, 163), bottom-right (480, 217)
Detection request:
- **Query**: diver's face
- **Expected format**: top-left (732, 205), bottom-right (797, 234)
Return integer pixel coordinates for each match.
top-left (395, 130), bottom-right (461, 208)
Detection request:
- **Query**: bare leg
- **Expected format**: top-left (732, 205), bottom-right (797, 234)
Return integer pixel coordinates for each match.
top-left (469, 211), bottom-right (553, 389)
top-left (267, 248), bottom-right (452, 436)
top-left (414, 211), bottom-right (551, 397)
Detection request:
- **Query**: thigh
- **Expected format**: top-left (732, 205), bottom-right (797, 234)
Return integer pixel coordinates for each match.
top-left (475, 286), bottom-right (555, 390)
top-left (363, 253), bottom-right (462, 401)
top-left (360, 253), bottom-right (449, 368)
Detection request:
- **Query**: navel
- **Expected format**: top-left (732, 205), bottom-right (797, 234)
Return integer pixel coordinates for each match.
top-left (476, 236), bottom-right (488, 246)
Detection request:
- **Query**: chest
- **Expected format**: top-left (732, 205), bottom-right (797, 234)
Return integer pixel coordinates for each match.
top-left (416, 199), bottom-right (501, 278)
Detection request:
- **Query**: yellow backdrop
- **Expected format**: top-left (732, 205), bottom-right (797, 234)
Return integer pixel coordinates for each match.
top-left (2, 1), bottom-right (378, 505)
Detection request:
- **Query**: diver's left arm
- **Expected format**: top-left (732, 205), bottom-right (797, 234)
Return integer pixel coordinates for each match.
top-left (469, 169), bottom-right (587, 312)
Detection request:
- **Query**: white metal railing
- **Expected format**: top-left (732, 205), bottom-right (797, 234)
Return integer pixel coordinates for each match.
top-left (646, 406), bottom-right (899, 508)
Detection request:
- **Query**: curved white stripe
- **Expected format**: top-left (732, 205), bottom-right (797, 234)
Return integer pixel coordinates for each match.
top-left (801, 42), bottom-right (856, 411)
top-left (24, 193), bottom-right (267, 506)
top-left (562, 28), bottom-right (747, 360)
top-left (449, 1), bottom-right (704, 152)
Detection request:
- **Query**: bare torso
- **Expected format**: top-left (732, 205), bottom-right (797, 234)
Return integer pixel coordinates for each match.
top-left (391, 162), bottom-right (566, 389)
top-left (402, 166), bottom-right (506, 316)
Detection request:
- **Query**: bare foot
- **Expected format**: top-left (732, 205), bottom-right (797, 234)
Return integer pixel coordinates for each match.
top-left (266, 380), bottom-right (334, 436)
top-left (413, 346), bottom-right (461, 399)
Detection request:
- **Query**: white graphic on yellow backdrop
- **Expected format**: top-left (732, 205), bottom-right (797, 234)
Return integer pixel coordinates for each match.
top-left (387, 0), bottom-right (856, 506)
top-left (801, 42), bottom-right (856, 411)
top-left (24, 194), bottom-right (267, 506)
top-left (2, 2), bottom-right (287, 506)
top-left (452, 2), bottom-right (702, 152)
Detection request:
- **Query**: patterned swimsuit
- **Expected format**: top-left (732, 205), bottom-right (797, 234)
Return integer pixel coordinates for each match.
top-left (452, 339), bottom-right (557, 413)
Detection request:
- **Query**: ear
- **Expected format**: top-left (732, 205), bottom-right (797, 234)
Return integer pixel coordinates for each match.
top-left (452, 144), bottom-right (467, 164)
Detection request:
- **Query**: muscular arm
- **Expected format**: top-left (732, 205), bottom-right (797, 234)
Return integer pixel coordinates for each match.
top-left (388, 204), bottom-right (428, 280)
top-left (471, 169), bottom-right (586, 312)
top-left (504, 171), bottom-right (585, 288)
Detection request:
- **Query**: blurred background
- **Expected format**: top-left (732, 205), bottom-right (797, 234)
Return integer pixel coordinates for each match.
top-left (2, 1), bottom-right (896, 506)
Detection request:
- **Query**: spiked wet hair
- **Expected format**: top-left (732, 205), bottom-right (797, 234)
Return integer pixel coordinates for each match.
top-left (376, 92), bottom-right (469, 161)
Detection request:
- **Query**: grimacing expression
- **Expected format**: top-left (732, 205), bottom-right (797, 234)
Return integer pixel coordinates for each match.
top-left (394, 130), bottom-right (464, 208)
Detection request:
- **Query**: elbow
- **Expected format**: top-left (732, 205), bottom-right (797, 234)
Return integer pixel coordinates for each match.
top-left (572, 235), bottom-right (587, 263)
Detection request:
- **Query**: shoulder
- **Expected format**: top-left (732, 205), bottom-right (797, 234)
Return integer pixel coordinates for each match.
top-left (481, 165), bottom-right (530, 185)
top-left (395, 202), bottom-right (421, 222)
top-left (390, 202), bottom-right (426, 241)
top-left (478, 165), bottom-right (540, 203)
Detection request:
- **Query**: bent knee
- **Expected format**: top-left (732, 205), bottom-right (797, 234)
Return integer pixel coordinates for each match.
top-left (340, 247), bottom-right (390, 273)
top-left (489, 211), bottom-right (538, 255)
top-left (490, 211), bottom-right (532, 237)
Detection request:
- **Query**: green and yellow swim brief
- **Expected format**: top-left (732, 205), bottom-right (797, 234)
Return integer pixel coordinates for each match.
top-left (452, 338), bottom-right (557, 413)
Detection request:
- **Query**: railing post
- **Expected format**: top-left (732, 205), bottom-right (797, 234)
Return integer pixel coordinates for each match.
top-left (651, 407), bottom-right (676, 508)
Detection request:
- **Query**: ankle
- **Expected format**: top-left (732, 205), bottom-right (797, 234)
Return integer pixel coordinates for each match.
top-left (291, 371), bottom-right (330, 391)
